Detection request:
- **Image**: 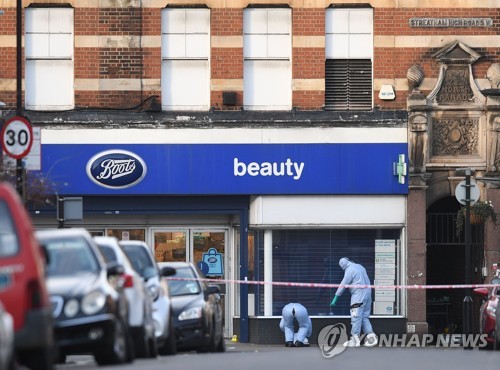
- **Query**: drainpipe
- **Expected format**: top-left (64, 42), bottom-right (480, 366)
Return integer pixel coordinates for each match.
top-left (239, 209), bottom-right (249, 342)
top-left (15, 0), bottom-right (24, 201)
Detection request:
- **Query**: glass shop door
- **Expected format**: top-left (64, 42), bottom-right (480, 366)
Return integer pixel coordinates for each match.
top-left (152, 228), bottom-right (228, 336)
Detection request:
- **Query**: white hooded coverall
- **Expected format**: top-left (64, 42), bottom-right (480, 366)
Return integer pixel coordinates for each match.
top-left (279, 303), bottom-right (312, 343)
top-left (334, 258), bottom-right (375, 337)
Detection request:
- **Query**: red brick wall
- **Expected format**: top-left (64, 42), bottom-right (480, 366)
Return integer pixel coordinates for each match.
top-left (1, 4), bottom-right (500, 111)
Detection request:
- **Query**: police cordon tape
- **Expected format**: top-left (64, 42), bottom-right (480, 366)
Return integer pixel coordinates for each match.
top-left (165, 276), bottom-right (500, 290)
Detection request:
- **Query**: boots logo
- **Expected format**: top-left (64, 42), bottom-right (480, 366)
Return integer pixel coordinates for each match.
top-left (86, 150), bottom-right (147, 189)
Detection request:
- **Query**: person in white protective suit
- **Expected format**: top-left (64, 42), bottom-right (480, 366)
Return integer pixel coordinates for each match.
top-left (330, 257), bottom-right (378, 347)
top-left (279, 303), bottom-right (312, 347)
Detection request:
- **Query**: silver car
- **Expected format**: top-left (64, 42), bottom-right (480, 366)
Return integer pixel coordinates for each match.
top-left (119, 240), bottom-right (177, 355)
top-left (94, 236), bottom-right (157, 358)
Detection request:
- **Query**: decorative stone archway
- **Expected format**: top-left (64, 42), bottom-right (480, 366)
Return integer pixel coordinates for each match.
top-left (406, 41), bottom-right (500, 335)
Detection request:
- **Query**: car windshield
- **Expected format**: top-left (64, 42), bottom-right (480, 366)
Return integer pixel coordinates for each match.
top-left (0, 201), bottom-right (19, 258)
top-left (121, 245), bottom-right (156, 279)
top-left (44, 237), bottom-right (99, 276)
top-left (167, 266), bottom-right (201, 296)
top-left (98, 245), bottom-right (118, 264)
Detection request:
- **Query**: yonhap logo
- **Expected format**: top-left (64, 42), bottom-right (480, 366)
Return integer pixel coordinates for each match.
top-left (86, 150), bottom-right (147, 189)
top-left (317, 323), bottom-right (348, 358)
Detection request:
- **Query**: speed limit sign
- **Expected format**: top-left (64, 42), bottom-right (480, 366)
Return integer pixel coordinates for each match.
top-left (1, 116), bottom-right (34, 159)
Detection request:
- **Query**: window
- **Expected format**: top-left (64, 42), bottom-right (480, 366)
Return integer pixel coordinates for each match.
top-left (161, 8), bottom-right (210, 111)
top-left (107, 229), bottom-right (145, 241)
top-left (0, 201), bottom-right (19, 257)
top-left (325, 8), bottom-right (373, 111)
top-left (25, 7), bottom-right (74, 110)
top-left (243, 7), bottom-right (291, 110)
top-left (255, 229), bottom-right (401, 316)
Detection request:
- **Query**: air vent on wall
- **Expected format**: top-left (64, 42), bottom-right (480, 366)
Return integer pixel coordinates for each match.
top-left (325, 59), bottom-right (372, 111)
top-left (222, 91), bottom-right (237, 106)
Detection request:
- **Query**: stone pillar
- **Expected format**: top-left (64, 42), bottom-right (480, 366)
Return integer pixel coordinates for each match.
top-left (406, 183), bottom-right (429, 334)
top-left (406, 68), bottom-right (430, 334)
top-left (483, 67), bottom-right (500, 278)
top-left (483, 187), bottom-right (500, 280)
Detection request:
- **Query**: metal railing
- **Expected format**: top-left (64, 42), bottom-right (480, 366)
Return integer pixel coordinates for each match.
top-left (426, 213), bottom-right (483, 246)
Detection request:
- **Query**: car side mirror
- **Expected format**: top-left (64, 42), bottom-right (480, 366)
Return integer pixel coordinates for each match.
top-left (473, 287), bottom-right (489, 298)
top-left (160, 266), bottom-right (176, 277)
top-left (107, 263), bottom-right (125, 277)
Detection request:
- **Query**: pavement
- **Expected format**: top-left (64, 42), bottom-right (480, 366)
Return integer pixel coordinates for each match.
top-left (225, 338), bottom-right (310, 352)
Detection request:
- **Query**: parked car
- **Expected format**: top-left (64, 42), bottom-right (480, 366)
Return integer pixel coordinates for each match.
top-left (119, 240), bottom-right (177, 355)
top-left (157, 262), bottom-right (225, 353)
top-left (0, 300), bottom-right (15, 370)
top-left (0, 182), bottom-right (54, 370)
top-left (94, 236), bottom-right (157, 358)
top-left (36, 228), bottom-right (134, 365)
top-left (474, 277), bottom-right (500, 349)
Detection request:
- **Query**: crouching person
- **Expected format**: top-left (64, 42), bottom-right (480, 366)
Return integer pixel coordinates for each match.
top-left (279, 303), bottom-right (312, 347)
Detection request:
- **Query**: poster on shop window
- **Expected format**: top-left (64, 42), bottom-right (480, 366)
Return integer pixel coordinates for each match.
top-left (202, 248), bottom-right (224, 277)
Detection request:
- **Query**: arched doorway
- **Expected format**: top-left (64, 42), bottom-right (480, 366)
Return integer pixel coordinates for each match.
top-left (426, 196), bottom-right (484, 335)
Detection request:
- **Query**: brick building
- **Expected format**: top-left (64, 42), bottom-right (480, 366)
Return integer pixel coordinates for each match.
top-left (1, 0), bottom-right (499, 343)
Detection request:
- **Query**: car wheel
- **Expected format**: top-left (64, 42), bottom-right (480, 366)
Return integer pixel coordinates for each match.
top-left (216, 330), bottom-right (226, 352)
top-left (56, 353), bottom-right (67, 364)
top-left (21, 347), bottom-right (54, 370)
top-left (126, 329), bottom-right (136, 363)
top-left (148, 335), bottom-right (158, 358)
top-left (134, 326), bottom-right (151, 358)
top-left (207, 317), bottom-right (218, 352)
top-left (94, 319), bottom-right (128, 365)
top-left (160, 314), bottom-right (177, 356)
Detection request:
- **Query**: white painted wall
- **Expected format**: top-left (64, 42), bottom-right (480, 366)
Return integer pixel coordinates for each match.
top-left (41, 127), bottom-right (407, 144)
top-left (249, 195), bottom-right (406, 226)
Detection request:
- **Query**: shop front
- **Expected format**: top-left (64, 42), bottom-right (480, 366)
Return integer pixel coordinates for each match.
top-left (32, 126), bottom-right (408, 343)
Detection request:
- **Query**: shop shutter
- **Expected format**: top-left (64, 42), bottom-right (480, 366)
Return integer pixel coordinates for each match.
top-left (325, 59), bottom-right (372, 111)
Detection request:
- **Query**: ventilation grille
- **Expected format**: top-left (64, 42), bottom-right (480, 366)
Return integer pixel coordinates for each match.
top-left (325, 59), bottom-right (372, 111)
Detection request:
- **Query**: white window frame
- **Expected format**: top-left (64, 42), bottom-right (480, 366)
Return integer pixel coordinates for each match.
top-left (325, 7), bottom-right (373, 110)
top-left (325, 7), bottom-right (373, 60)
top-left (161, 8), bottom-right (210, 111)
top-left (25, 7), bottom-right (74, 111)
top-left (243, 8), bottom-right (292, 111)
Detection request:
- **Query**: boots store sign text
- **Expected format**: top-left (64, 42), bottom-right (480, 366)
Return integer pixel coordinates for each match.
top-left (41, 143), bottom-right (408, 195)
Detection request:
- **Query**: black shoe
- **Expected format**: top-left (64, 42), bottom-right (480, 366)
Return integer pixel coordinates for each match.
top-left (294, 341), bottom-right (305, 347)
top-left (285, 341), bottom-right (294, 347)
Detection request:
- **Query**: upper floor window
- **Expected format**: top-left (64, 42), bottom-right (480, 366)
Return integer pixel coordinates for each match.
top-left (25, 7), bottom-right (74, 111)
top-left (243, 7), bottom-right (291, 111)
top-left (325, 8), bottom-right (373, 111)
top-left (161, 8), bottom-right (210, 111)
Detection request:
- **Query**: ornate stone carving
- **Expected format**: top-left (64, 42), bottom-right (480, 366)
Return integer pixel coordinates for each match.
top-left (407, 64), bottom-right (425, 92)
top-left (436, 67), bottom-right (474, 104)
top-left (487, 114), bottom-right (500, 173)
top-left (426, 41), bottom-right (485, 106)
top-left (409, 114), bottom-right (428, 174)
top-left (486, 63), bottom-right (500, 89)
top-left (432, 118), bottom-right (479, 156)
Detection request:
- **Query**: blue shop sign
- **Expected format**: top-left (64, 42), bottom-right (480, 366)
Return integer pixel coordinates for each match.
top-left (40, 143), bottom-right (408, 195)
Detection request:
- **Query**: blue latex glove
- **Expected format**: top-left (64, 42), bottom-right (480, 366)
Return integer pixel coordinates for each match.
top-left (330, 296), bottom-right (338, 306)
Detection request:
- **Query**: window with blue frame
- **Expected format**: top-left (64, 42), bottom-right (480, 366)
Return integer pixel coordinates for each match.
top-left (254, 228), bottom-right (401, 316)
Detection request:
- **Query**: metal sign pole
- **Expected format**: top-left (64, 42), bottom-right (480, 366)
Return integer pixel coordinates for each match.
top-left (463, 169), bottom-right (473, 349)
top-left (16, 0), bottom-right (24, 202)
